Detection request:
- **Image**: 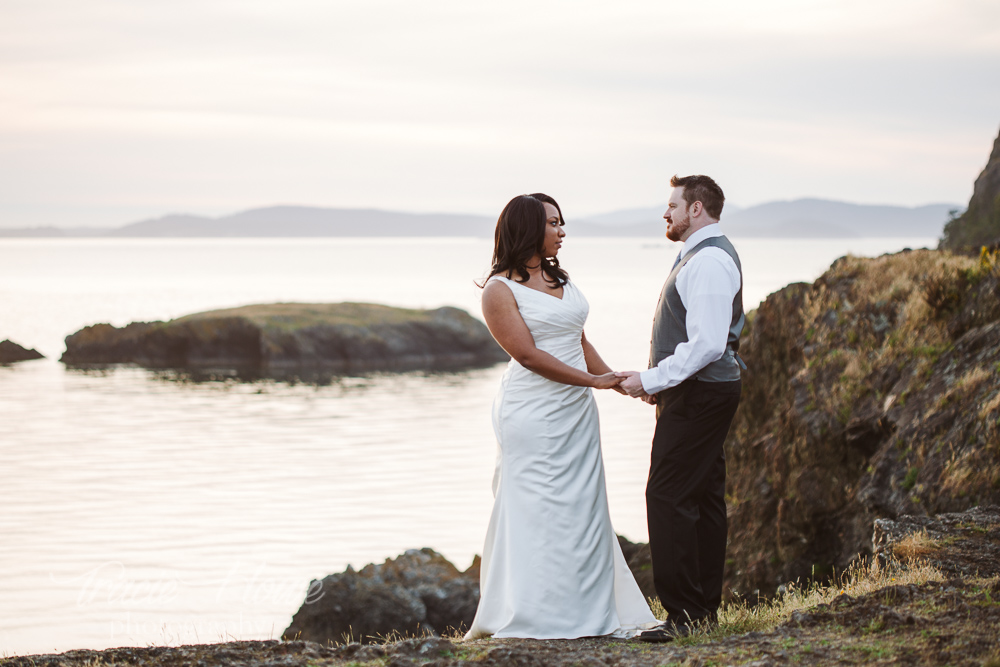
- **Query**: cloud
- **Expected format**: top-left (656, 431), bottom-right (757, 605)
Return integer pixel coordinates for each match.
top-left (0, 0), bottom-right (998, 227)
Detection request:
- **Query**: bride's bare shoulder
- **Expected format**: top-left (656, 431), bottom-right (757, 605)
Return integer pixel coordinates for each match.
top-left (483, 276), bottom-right (513, 298)
top-left (482, 277), bottom-right (518, 314)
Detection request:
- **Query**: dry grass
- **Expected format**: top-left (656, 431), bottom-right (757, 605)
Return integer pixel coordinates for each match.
top-left (177, 302), bottom-right (441, 328)
top-left (646, 557), bottom-right (943, 642)
top-left (943, 457), bottom-right (986, 497)
top-left (955, 366), bottom-right (993, 397)
top-left (892, 530), bottom-right (941, 562)
top-left (978, 389), bottom-right (1000, 422)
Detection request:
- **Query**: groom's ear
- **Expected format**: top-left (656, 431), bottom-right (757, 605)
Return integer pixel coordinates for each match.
top-left (690, 200), bottom-right (704, 217)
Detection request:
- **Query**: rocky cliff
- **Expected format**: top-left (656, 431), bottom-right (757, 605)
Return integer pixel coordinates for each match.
top-left (724, 247), bottom-right (1000, 597)
top-left (942, 125), bottom-right (1000, 250)
top-left (60, 302), bottom-right (508, 373)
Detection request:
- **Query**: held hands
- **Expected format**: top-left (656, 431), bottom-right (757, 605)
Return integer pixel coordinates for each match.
top-left (590, 371), bottom-right (652, 401)
top-left (614, 371), bottom-right (650, 400)
top-left (592, 372), bottom-right (625, 393)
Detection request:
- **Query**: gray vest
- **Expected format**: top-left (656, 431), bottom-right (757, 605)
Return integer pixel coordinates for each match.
top-left (649, 234), bottom-right (745, 382)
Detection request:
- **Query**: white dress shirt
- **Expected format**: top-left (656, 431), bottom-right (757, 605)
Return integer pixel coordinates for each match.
top-left (639, 223), bottom-right (741, 395)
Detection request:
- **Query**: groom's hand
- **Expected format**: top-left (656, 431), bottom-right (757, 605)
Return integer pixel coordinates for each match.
top-left (614, 371), bottom-right (648, 398)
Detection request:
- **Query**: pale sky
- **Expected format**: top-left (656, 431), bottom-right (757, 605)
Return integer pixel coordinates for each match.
top-left (1, 0), bottom-right (999, 228)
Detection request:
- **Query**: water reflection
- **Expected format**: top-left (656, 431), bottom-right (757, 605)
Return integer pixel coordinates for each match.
top-left (63, 360), bottom-right (509, 387)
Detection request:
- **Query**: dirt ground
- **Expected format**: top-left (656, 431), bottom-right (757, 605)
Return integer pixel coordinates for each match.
top-left (6, 508), bottom-right (999, 666)
top-left (4, 574), bottom-right (999, 667)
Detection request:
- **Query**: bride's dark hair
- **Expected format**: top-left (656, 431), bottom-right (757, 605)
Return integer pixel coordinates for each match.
top-left (480, 193), bottom-right (569, 288)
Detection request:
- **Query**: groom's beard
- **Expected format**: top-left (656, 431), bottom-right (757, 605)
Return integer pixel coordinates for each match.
top-left (666, 215), bottom-right (690, 242)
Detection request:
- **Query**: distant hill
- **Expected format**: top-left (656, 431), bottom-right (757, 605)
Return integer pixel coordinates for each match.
top-left (0, 226), bottom-right (106, 238)
top-left (579, 203), bottom-right (744, 226)
top-left (0, 199), bottom-right (959, 239)
top-left (723, 199), bottom-right (956, 238)
top-left (107, 206), bottom-right (497, 237)
top-left (576, 200), bottom-right (957, 238)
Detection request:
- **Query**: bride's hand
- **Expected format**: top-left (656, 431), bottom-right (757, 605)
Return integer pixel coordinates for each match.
top-left (591, 372), bottom-right (623, 390)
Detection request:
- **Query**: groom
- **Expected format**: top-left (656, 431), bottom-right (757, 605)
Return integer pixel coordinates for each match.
top-left (617, 174), bottom-right (744, 641)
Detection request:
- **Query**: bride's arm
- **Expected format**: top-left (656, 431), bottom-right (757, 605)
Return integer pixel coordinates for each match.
top-left (582, 330), bottom-right (627, 395)
top-left (581, 330), bottom-right (612, 374)
top-left (482, 281), bottom-right (621, 389)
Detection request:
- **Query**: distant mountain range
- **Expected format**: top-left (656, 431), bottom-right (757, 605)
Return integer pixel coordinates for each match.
top-left (0, 199), bottom-right (959, 239)
top-left (584, 199), bottom-right (958, 238)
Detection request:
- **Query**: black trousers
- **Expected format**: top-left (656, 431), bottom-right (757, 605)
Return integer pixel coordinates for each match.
top-left (647, 377), bottom-right (741, 623)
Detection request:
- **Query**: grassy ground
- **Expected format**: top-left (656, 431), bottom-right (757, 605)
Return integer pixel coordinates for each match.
top-left (175, 302), bottom-right (444, 329)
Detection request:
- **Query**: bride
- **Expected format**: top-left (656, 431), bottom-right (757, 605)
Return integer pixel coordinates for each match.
top-left (465, 193), bottom-right (658, 640)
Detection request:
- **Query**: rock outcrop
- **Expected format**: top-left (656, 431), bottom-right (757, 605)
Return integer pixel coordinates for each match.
top-left (0, 339), bottom-right (44, 364)
top-left (60, 302), bottom-right (508, 373)
top-left (283, 537), bottom-right (655, 646)
top-left (283, 548), bottom-right (481, 644)
top-left (873, 505), bottom-right (1000, 578)
top-left (942, 125), bottom-right (1000, 250)
top-left (724, 248), bottom-right (1000, 597)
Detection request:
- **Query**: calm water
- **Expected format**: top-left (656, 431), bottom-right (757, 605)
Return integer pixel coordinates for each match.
top-left (0, 236), bottom-right (935, 655)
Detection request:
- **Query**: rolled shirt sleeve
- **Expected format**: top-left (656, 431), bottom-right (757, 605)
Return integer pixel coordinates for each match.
top-left (639, 247), bottom-right (741, 395)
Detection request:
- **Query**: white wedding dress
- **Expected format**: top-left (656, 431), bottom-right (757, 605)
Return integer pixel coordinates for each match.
top-left (465, 276), bottom-right (658, 640)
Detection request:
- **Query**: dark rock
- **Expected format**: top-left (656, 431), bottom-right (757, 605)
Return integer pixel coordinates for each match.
top-left (617, 534), bottom-right (656, 601)
top-left (284, 537), bottom-right (656, 647)
top-left (60, 302), bottom-right (508, 374)
top-left (0, 339), bottom-right (44, 364)
top-left (332, 642), bottom-right (386, 661)
top-left (388, 637), bottom-right (456, 658)
top-left (873, 505), bottom-right (1000, 577)
top-left (283, 548), bottom-right (480, 644)
top-left (479, 646), bottom-right (547, 667)
top-left (942, 125), bottom-right (1000, 250)
top-left (844, 413), bottom-right (895, 457)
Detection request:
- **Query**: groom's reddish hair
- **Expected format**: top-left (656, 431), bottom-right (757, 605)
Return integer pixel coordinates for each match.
top-left (670, 174), bottom-right (725, 220)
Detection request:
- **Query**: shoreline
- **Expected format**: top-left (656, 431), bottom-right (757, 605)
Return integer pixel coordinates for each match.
top-left (5, 507), bottom-right (998, 666)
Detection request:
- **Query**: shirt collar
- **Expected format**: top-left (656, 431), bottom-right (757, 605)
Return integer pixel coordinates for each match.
top-left (680, 223), bottom-right (723, 258)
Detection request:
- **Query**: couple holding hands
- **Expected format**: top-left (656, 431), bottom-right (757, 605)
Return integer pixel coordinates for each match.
top-left (465, 175), bottom-right (745, 643)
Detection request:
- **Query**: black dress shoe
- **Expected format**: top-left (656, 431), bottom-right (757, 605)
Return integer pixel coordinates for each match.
top-left (636, 622), bottom-right (694, 643)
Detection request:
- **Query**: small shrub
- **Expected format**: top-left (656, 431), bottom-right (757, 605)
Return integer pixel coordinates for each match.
top-left (921, 269), bottom-right (968, 317)
top-left (977, 246), bottom-right (1000, 280)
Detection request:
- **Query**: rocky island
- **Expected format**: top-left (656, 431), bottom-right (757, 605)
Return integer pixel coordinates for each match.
top-left (0, 339), bottom-right (44, 364)
top-left (60, 302), bottom-right (508, 374)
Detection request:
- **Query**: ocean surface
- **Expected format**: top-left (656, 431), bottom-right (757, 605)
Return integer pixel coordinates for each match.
top-left (0, 235), bottom-right (936, 655)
